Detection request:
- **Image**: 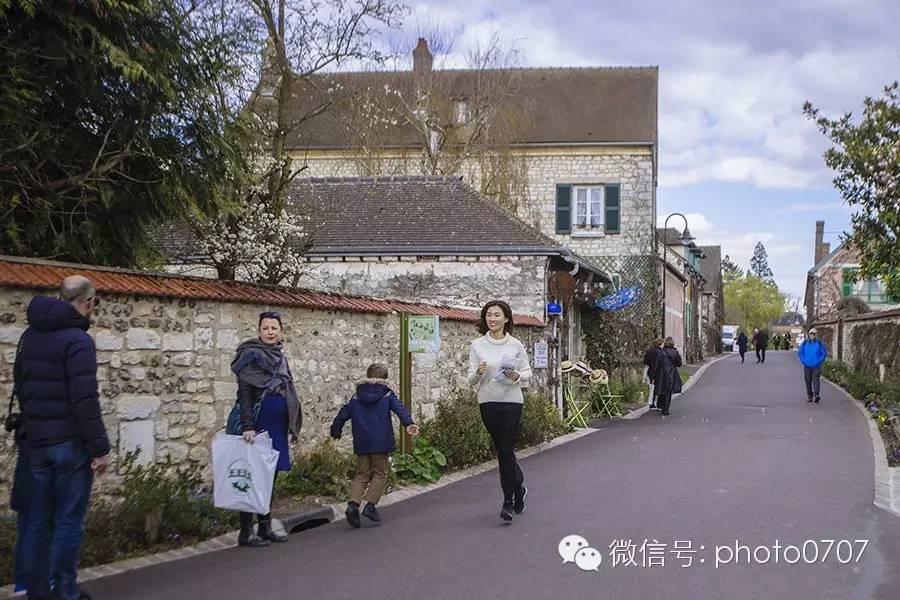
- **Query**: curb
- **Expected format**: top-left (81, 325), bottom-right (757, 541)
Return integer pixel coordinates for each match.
top-left (0, 504), bottom-right (335, 600)
top-left (622, 353), bottom-right (730, 420)
top-left (824, 377), bottom-right (900, 519)
top-left (0, 428), bottom-right (601, 597)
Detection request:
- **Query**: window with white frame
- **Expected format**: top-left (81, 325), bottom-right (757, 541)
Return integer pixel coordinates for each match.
top-left (453, 100), bottom-right (469, 125)
top-left (574, 186), bottom-right (604, 228)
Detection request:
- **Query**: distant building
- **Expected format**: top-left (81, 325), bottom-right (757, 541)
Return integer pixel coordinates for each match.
top-left (804, 220), bottom-right (898, 322)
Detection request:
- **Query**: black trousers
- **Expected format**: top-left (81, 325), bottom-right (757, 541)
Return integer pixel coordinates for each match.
top-left (658, 393), bottom-right (673, 413)
top-left (480, 402), bottom-right (525, 503)
top-left (804, 367), bottom-right (822, 398)
top-left (756, 347), bottom-right (766, 362)
top-left (739, 348), bottom-right (746, 362)
top-left (240, 472), bottom-right (279, 524)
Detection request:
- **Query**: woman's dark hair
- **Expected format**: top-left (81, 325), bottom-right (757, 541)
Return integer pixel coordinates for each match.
top-left (258, 310), bottom-right (283, 328)
top-left (664, 336), bottom-right (675, 348)
top-left (478, 300), bottom-right (514, 335)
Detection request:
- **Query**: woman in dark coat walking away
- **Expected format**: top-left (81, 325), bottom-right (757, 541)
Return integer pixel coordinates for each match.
top-left (231, 311), bottom-right (303, 547)
top-left (653, 337), bottom-right (683, 416)
top-left (643, 338), bottom-right (663, 410)
top-left (736, 331), bottom-right (749, 363)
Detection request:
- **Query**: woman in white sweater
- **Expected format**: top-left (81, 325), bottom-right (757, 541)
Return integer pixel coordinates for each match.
top-left (467, 300), bottom-right (532, 523)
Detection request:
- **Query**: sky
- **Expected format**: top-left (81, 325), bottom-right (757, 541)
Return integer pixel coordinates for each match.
top-left (378, 0), bottom-right (899, 304)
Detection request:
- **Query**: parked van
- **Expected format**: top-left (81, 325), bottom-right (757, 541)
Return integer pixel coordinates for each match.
top-left (722, 325), bottom-right (739, 351)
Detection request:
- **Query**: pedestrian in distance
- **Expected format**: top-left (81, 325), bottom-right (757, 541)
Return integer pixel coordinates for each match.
top-left (652, 337), bottom-right (683, 416)
top-left (468, 300), bottom-right (532, 524)
top-left (330, 363), bottom-right (418, 528)
top-left (798, 328), bottom-right (828, 403)
top-left (773, 333), bottom-right (782, 351)
top-left (752, 328), bottom-right (769, 363)
top-left (17, 276), bottom-right (110, 600)
top-left (643, 338), bottom-right (664, 410)
top-left (736, 330), bottom-right (749, 364)
top-left (231, 311), bottom-right (303, 547)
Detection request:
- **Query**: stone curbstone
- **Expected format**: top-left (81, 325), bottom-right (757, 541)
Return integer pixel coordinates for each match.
top-left (824, 376), bottom-right (900, 519)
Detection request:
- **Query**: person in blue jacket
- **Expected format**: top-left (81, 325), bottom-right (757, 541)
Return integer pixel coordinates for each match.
top-left (331, 363), bottom-right (419, 528)
top-left (798, 328), bottom-right (828, 403)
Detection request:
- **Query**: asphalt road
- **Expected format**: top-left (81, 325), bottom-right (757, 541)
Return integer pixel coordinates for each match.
top-left (85, 351), bottom-right (900, 600)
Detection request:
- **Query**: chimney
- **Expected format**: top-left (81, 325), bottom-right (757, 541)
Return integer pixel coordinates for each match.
top-left (814, 220), bottom-right (826, 264)
top-left (412, 38), bottom-right (433, 76)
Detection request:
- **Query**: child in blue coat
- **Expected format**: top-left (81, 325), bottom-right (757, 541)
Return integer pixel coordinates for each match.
top-left (330, 364), bottom-right (418, 527)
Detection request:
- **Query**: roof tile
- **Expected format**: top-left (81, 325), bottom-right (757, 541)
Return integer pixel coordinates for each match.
top-left (0, 257), bottom-right (543, 327)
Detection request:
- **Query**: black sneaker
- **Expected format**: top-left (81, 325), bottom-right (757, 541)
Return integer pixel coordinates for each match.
top-left (345, 502), bottom-right (361, 529)
top-left (500, 502), bottom-right (514, 523)
top-left (513, 486), bottom-right (527, 514)
top-left (814, 396), bottom-right (820, 403)
top-left (807, 396), bottom-right (813, 403)
top-left (362, 503), bottom-right (382, 523)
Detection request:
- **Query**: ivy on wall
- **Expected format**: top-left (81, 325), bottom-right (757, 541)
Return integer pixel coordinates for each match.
top-left (579, 255), bottom-right (662, 377)
top-left (850, 322), bottom-right (900, 384)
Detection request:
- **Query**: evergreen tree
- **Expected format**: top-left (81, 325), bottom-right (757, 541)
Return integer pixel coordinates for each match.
top-left (0, 0), bottom-right (244, 266)
top-left (749, 242), bottom-right (775, 284)
top-left (722, 254), bottom-right (744, 283)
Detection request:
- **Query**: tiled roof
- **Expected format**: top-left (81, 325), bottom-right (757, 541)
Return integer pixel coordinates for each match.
top-left (698, 245), bottom-right (722, 290)
top-left (0, 256), bottom-right (544, 327)
top-left (274, 66), bottom-right (658, 149)
top-left (288, 176), bottom-right (560, 253)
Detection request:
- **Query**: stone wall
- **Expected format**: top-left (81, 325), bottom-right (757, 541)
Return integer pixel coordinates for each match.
top-left (0, 287), bottom-right (546, 503)
top-left (298, 256), bottom-right (548, 318)
top-left (294, 146), bottom-right (656, 261)
top-left (813, 309), bottom-right (900, 384)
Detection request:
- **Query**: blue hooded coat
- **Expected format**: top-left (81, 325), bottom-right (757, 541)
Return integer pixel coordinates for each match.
top-left (330, 380), bottom-right (414, 455)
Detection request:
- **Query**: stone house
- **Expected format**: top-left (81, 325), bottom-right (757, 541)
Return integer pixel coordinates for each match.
top-left (286, 176), bottom-right (611, 319)
top-left (698, 245), bottom-right (723, 356)
top-left (657, 228), bottom-right (707, 361)
top-left (804, 220), bottom-right (898, 322)
top-left (0, 255), bottom-right (544, 501)
top-left (271, 39), bottom-right (659, 322)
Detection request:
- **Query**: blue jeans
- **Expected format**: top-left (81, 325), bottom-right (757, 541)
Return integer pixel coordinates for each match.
top-left (12, 444), bottom-right (31, 591)
top-left (24, 442), bottom-right (94, 600)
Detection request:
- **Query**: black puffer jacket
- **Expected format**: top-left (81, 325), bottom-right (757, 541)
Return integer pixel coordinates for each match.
top-left (17, 296), bottom-right (109, 458)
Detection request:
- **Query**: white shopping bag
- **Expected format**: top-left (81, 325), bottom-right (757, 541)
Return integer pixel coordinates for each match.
top-left (212, 432), bottom-right (279, 513)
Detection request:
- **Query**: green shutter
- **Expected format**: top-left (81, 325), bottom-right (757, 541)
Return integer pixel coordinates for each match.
top-left (604, 184), bottom-right (620, 234)
top-left (842, 269), bottom-right (854, 297)
top-left (556, 185), bottom-right (572, 234)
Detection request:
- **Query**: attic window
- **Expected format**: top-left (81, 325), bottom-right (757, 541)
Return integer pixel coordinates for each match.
top-left (453, 100), bottom-right (469, 125)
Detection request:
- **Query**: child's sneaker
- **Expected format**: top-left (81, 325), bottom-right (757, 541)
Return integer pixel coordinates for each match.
top-left (346, 501), bottom-right (361, 528)
top-left (362, 503), bottom-right (382, 523)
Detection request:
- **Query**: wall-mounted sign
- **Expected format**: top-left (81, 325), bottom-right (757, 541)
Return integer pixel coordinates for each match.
top-left (408, 315), bottom-right (440, 354)
top-left (534, 341), bottom-right (549, 369)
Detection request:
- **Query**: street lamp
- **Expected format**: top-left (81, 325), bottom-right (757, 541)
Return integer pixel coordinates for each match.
top-left (661, 213), bottom-right (694, 338)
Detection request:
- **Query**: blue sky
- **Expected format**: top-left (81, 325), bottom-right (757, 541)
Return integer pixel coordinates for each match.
top-left (381, 0), bottom-right (898, 303)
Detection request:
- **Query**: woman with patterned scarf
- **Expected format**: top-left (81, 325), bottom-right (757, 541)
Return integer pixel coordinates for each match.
top-left (231, 311), bottom-right (303, 547)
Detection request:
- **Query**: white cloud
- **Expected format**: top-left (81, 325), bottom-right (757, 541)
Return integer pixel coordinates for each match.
top-left (656, 212), bottom-right (713, 236)
top-left (776, 202), bottom-right (847, 214)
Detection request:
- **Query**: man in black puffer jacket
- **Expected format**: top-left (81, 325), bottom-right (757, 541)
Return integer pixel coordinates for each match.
top-left (17, 275), bottom-right (109, 600)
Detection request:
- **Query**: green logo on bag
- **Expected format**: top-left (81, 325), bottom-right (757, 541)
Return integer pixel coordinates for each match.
top-left (228, 459), bottom-right (253, 495)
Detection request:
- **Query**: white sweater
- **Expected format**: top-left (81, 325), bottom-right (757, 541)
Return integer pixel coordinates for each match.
top-left (467, 334), bottom-right (532, 404)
